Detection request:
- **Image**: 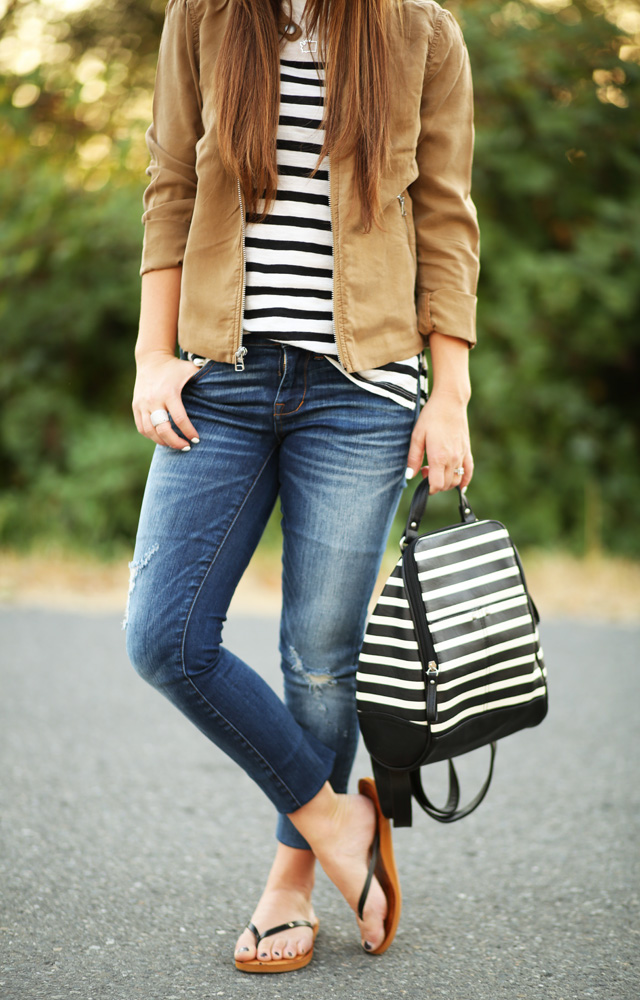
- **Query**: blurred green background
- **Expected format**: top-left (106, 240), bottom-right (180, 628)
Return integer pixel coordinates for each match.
top-left (1, 0), bottom-right (638, 559)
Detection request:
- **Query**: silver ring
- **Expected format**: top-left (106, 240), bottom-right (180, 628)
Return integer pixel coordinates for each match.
top-left (150, 408), bottom-right (170, 428)
top-left (453, 467), bottom-right (465, 477)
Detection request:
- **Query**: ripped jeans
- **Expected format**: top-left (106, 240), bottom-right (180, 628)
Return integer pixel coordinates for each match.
top-left (125, 341), bottom-right (416, 848)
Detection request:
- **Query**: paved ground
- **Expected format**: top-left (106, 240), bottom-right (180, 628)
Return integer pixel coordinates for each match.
top-left (0, 609), bottom-right (638, 1000)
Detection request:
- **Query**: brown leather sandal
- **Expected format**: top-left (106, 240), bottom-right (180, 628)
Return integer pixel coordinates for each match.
top-left (358, 776), bottom-right (402, 955)
top-left (234, 919), bottom-right (319, 973)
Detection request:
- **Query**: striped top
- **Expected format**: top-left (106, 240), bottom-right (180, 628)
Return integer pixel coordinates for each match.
top-left (240, 0), bottom-right (426, 411)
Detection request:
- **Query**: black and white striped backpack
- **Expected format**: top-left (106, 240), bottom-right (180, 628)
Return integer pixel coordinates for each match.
top-left (356, 478), bottom-right (548, 826)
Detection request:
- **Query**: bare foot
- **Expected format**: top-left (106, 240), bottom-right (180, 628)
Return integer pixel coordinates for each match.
top-left (234, 844), bottom-right (317, 965)
top-left (289, 788), bottom-right (388, 952)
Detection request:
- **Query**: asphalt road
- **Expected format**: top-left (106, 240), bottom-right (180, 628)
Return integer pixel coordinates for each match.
top-left (0, 608), bottom-right (638, 1000)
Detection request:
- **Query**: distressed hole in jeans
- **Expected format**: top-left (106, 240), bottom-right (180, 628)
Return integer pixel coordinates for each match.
top-left (122, 543), bottom-right (159, 630)
top-left (288, 645), bottom-right (335, 704)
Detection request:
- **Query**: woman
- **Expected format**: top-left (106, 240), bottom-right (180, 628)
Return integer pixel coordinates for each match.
top-left (126, 0), bottom-right (478, 973)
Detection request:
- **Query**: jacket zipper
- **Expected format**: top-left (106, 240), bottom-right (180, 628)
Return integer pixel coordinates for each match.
top-left (328, 158), bottom-right (345, 367)
top-left (397, 192), bottom-right (410, 234)
top-left (235, 179), bottom-right (248, 371)
top-left (402, 540), bottom-right (439, 723)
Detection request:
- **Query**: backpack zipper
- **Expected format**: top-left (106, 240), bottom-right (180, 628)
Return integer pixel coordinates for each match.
top-left (402, 539), bottom-right (439, 723)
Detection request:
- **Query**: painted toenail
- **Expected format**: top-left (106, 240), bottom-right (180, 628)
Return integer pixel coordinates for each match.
top-left (259, 952), bottom-right (269, 958)
top-left (363, 941), bottom-right (373, 952)
top-left (238, 947), bottom-right (250, 953)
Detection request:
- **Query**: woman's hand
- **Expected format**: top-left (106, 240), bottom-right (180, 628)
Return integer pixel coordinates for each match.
top-left (406, 389), bottom-right (473, 493)
top-left (406, 333), bottom-right (474, 493)
top-left (132, 350), bottom-right (201, 451)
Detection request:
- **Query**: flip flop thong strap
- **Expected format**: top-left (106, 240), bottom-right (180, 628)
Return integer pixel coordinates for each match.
top-left (247, 919), bottom-right (315, 944)
top-left (357, 830), bottom-right (380, 920)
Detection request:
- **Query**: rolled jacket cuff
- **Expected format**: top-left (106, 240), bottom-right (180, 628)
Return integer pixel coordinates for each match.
top-left (417, 288), bottom-right (477, 347)
top-left (140, 218), bottom-right (191, 275)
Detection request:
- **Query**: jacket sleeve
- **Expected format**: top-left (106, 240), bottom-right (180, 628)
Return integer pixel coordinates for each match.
top-left (140, 0), bottom-right (203, 276)
top-left (409, 8), bottom-right (480, 346)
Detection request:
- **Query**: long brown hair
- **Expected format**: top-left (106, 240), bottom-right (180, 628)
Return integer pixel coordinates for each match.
top-left (214, 0), bottom-right (398, 232)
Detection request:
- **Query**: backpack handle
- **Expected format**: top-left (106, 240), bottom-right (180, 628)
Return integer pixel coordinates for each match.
top-left (403, 476), bottom-right (476, 548)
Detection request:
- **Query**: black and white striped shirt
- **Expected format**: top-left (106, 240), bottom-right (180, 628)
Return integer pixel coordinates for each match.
top-left (241, 1), bottom-right (426, 411)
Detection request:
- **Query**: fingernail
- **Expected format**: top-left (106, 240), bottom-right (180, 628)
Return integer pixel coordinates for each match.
top-left (181, 445), bottom-right (191, 452)
top-left (191, 437), bottom-right (200, 444)
top-left (405, 467), bottom-right (415, 480)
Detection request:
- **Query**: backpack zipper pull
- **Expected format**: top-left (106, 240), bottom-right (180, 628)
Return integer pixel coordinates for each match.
top-left (426, 660), bottom-right (439, 723)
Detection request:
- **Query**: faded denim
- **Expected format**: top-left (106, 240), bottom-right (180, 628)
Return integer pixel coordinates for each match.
top-left (125, 342), bottom-right (416, 848)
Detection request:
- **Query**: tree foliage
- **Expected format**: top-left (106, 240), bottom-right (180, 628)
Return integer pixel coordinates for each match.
top-left (449, 0), bottom-right (640, 552)
top-left (1, 0), bottom-right (638, 554)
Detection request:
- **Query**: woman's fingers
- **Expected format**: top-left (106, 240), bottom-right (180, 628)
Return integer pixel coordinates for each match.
top-left (432, 451), bottom-right (474, 492)
top-left (407, 393), bottom-right (473, 494)
top-left (405, 424), bottom-right (427, 479)
top-left (460, 448), bottom-right (474, 490)
top-left (145, 411), bottom-right (193, 451)
top-left (165, 393), bottom-right (200, 445)
top-left (132, 357), bottom-right (200, 450)
top-left (420, 460), bottom-right (470, 493)
top-left (420, 461), bottom-right (464, 493)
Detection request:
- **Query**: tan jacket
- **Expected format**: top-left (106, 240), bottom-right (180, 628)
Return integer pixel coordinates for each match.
top-left (141, 0), bottom-right (480, 372)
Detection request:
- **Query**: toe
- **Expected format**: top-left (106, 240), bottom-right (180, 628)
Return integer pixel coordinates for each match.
top-left (297, 935), bottom-right (311, 957)
top-left (257, 941), bottom-right (272, 961)
top-left (359, 924), bottom-right (385, 953)
top-left (357, 875), bottom-right (387, 952)
top-left (270, 935), bottom-right (288, 960)
top-left (283, 935), bottom-right (299, 959)
top-left (234, 929), bottom-right (257, 962)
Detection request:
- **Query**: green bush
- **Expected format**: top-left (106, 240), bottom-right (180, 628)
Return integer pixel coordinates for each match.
top-left (397, 0), bottom-right (640, 554)
top-left (0, 138), bottom-right (151, 552)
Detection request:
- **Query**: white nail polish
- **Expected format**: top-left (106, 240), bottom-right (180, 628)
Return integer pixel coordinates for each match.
top-left (191, 437), bottom-right (200, 444)
top-left (405, 467), bottom-right (415, 480)
top-left (181, 445), bottom-right (191, 452)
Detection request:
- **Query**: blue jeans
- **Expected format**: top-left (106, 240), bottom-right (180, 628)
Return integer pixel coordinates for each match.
top-left (125, 342), bottom-right (416, 848)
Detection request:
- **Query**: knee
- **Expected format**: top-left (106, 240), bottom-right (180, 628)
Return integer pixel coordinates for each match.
top-left (125, 612), bottom-right (178, 688)
top-left (280, 637), bottom-right (358, 690)
top-left (126, 603), bottom-right (225, 689)
top-left (281, 610), bottom-right (363, 680)
top-left (280, 641), bottom-right (357, 743)
top-left (125, 578), bottom-right (190, 688)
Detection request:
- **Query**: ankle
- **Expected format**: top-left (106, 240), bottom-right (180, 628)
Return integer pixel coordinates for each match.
top-left (261, 842), bottom-right (317, 895)
top-left (287, 783), bottom-right (344, 848)
top-left (264, 873), bottom-right (315, 897)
